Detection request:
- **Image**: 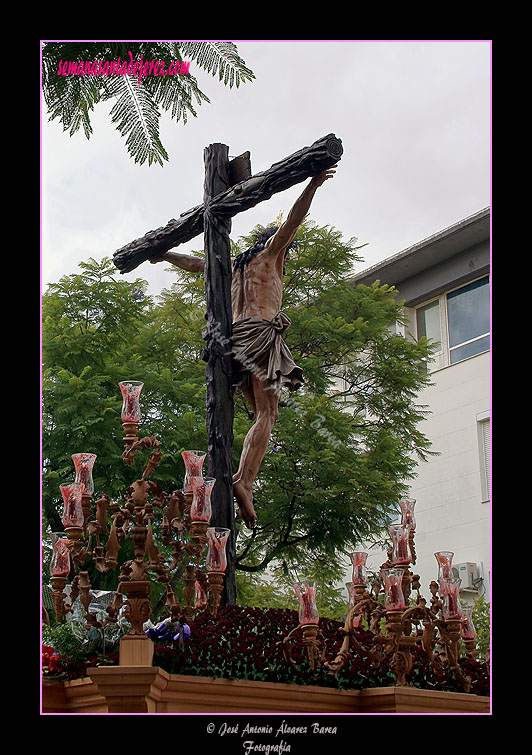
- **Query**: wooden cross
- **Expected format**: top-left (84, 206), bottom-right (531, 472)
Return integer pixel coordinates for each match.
top-left (113, 134), bottom-right (344, 604)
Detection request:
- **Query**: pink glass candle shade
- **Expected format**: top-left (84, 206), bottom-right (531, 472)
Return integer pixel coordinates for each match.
top-left (439, 578), bottom-right (462, 620)
top-left (190, 476), bottom-right (215, 522)
top-left (398, 498), bottom-right (416, 531)
top-left (119, 380), bottom-right (144, 423)
top-left (182, 450), bottom-right (207, 493)
top-left (72, 453), bottom-right (97, 496)
top-left (60, 482), bottom-right (85, 528)
top-left (194, 580), bottom-right (207, 610)
top-left (50, 533), bottom-right (71, 577)
top-left (350, 551), bottom-right (368, 585)
top-left (381, 568), bottom-right (406, 611)
top-left (346, 582), bottom-right (356, 611)
top-left (460, 604), bottom-right (477, 640)
top-left (294, 580), bottom-right (319, 625)
top-left (389, 524), bottom-right (412, 564)
top-left (434, 551), bottom-right (454, 580)
top-left (206, 527), bottom-right (231, 573)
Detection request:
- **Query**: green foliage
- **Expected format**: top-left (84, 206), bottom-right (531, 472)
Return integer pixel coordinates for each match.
top-left (41, 41), bottom-right (254, 165)
top-left (42, 221), bottom-right (436, 603)
top-left (42, 619), bottom-right (124, 678)
top-left (235, 570), bottom-right (348, 622)
top-left (41, 258), bottom-right (152, 533)
top-left (472, 594), bottom-right (490, 661)
top-left (42, 619), bottom-right (122, 667)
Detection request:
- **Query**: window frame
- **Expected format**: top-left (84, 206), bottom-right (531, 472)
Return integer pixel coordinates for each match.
top-left (412, 275), bottom-right (490, 372)
top-left (445, 277), bottom-right (490, 365)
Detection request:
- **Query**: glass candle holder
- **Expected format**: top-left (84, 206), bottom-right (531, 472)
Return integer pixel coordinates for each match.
top-left (190, 476), bottom-right (215, 522)
top-left (350, 551), bottom-right (368, 585)
top-left (182, 450), bottom-right (207, 493)
top-left (439, 577), bottom-right (462, 620)
top-left (119, 380), bottom-right (144, 423)
top-left (389, 524), bottom-right (412, 564)
top-left (381, 567), bottom-right (406, 611)
top-left (398, 498), bottom-right (416, 531)
top-left (460, 604), bottom-right (477, 640)
top-left (206, 527), bottom-right (231, 573)
top-left (60, 482), bottom-right (85, 528)
top-left (346, 582), bottom-right (356, 611)
top-left (294, 580), bottom-right (319, 625)
top-left (72, 453), bottom-right (97, 496)
top-left (434, 551), bottom-right (454, 580)
top-left (50, 532), bottom-right (71, 577)
top-left (194, 580), bottom-right (207, 610)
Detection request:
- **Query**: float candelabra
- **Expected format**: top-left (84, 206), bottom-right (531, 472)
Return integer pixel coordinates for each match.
top-left (44, 381), bottom-right (227, 665)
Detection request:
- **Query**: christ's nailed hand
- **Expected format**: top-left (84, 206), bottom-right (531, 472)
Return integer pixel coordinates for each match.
top-left (311, 166), bottom-right (337, 187)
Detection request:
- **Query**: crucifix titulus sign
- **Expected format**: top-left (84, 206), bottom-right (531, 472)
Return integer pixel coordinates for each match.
top-left (113, 134), bottom-right (344, 604)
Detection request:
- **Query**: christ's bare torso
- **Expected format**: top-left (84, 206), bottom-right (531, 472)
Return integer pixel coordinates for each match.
top-left (231, 250), bottom-right (284, 323)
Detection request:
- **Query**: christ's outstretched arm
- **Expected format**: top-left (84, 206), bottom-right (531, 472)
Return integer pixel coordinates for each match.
top-left (263, 166), bottom-right (337, 261)
top-left (150, 251), bottom-right (205, 273)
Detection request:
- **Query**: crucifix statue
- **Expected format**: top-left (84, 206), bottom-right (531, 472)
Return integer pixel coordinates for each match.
top-left (113, 134), bottom-right (343, 604)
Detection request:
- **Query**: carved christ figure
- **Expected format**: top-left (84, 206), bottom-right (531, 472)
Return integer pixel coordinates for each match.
top-left (151, 167), bottom-right (336, 528)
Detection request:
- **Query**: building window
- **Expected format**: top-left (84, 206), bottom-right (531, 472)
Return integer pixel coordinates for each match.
top-left (416, 299), bottom-right (442, 353)
top-left (477, 412), bottom-right (490, 503)
top-left (447, 277), bottom-right (490, 364)
top-left (412, 276), bottom-right (490, 371)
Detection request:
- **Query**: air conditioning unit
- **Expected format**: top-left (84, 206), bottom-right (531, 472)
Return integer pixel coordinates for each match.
top-left (452, 562), bottom-right (480, 591)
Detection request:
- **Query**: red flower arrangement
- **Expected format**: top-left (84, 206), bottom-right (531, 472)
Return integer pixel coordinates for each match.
top-left (151, 605), bottom-right (490, 696)
top-left (42, 605), bottom-right (490, 696)
top-left (42, 644), bottom-right (64, 676)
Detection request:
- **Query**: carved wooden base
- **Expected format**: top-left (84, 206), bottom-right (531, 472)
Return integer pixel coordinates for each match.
top-left (280, 622), bottom-right (326, 672)
top-left (440, 618), bottom-right (472, 693)
top-left (122, 422), bottom-right (140, 464)
top-left (463, 638), bottom-right (478, 660)
top-left (207, 571), bottom-right (225, 617)
top-left (353, 584), bottom-right (367, 603)
top-left (183, 564), bottom-right (197, 622)
top-left (78, 571), bottom-right (100, 627)
top-left (50, 671), bottom-right (490, 714)
top-left (409, 529), bottom-right (417, 565)
top-left (187, 521), bottom-right (209, 560)
top-left (65, 526), bottom-right (84, 542)
top-left (119, 635), bottom-right (155, 667)
top-left (50, 575), bottom-right (68, 623)
top-left (121, 580), bottom-right (151, 634)
top-left (385, 609), bottom-right (413, 686)
top-left (445, 618), bottom-right (462, 662)
top-left (301, 624), bottom-right (326, 671)
top-left (81, 494), bottom-right (92, 534)
top-left (385, 609), bottom-right (404, 634)
top-left (65, 526), bottom-right (87, 570)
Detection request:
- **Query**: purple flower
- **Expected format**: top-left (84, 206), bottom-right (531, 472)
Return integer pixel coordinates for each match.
top-left (173, 623), bottom-right (191, 643)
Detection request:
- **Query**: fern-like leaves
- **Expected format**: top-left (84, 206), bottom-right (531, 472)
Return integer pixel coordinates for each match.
top-left (177, 41), bottom-right (256, 88)
top-left (41, 41), bottom-right (255, 166)
top-left (106, 74), bottom-right (168, 166)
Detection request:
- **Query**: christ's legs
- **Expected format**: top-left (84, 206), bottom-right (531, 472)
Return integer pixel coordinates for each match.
top-left (233, 374), bottom-right (280, 528)
top-left (233, 383), bottom-right (257, 485)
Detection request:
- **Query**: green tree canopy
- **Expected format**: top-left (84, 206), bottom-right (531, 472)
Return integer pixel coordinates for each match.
top-left (42, 222), bottom-right (436, 604)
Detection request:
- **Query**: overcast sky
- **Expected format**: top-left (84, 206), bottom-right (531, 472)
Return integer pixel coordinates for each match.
top-left (41, 40), bottom-right (491, 299)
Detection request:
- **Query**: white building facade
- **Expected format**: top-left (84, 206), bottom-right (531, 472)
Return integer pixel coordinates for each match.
top-left (346, 208), bottom-right (490, 605)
